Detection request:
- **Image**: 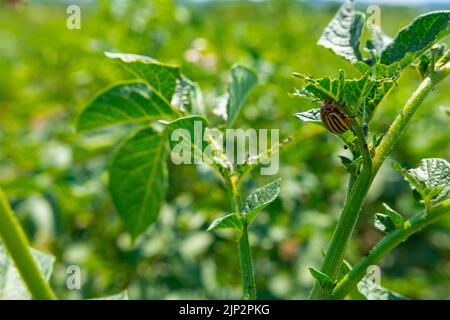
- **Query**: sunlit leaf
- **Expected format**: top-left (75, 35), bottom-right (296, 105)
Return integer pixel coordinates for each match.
top-left (77, 81), bottom-right (175, 132)
top-left (243, 178), bottom-right (281, 224)
top-left (318, 0), bottom-right (364, 63)
top-left (207, 213), bottom-right (243, 231)
top-left (105, 52), bottom-right (180, 101)
top-left (294, 108), bottom-right (322, 124)
top-left (380, 11), bottom-right (450, 65)
top-left (393, 158), bottom-right (449, 205)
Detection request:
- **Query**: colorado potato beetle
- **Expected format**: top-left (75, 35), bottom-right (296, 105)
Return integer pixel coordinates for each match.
top-left (320, 98), bottom-right (351, 134)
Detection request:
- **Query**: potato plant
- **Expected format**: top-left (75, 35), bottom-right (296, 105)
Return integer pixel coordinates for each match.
top-left (0, 0), bottom-right (448, 300)
top-left (293, 0), bottom-right (449, 299)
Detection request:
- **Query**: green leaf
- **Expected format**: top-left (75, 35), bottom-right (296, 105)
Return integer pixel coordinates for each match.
top-left (207, 213), bottom-right (243, 231)
top-left (77, 81), bottom-right (175, 132)
top-left (242, 178), bottom-right (281, 225)
top-left (318, 0), bottom-right (364, 63)
top-left (166, 115), bottom-right (215, 166)
top-left (226, 65), bottom-right (258, 128)
top-left (109, 127), bottom-right (167, 238)
top-left (172, 77), bottom-right (205, 116)
top-left (294, 73), bottom-right (393, 123)
top-left (0, 242), bottom-right (54, 300)
top-left (393, 158), bottom-right (449, 205)
top-left (309, 267), bottom-right (335, 291)
top-left (382, 203), bottom-right (404, 227)
top-left (294, 108), bottom-right (322, 124)
top-left (357, 275), bottom-right (407, 300)
top-left (374, 202), bottom-right (405, 234)
top-left (171, 75), bottom-right (199, 113)
top-left (380, 11), bottom-right (450, 65)
top-left (339, 156), bottom-right (362, 175)
top-left (105, 52), bottom-right (180, 101)
top-left (374, 213), bottom-right (396, 233)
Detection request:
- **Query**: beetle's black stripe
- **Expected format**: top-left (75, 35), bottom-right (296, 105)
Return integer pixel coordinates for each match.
top-left (322, 115), bottom-right (334, 133)
top-left (329, 113), bottom-right (348, 132)
top-left (325, 114), bottom-right (342, 133)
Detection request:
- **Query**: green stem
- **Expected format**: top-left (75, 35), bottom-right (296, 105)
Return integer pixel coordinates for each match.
top-left (0, 187), bottom-right (57, 300)
top-left (328, 199), bottom-right (450, 300)
top-left (238, 222), bottom-right (256, 300)
top-left (310, 119), bottom-right (372, 299)
top-left (226, 177), bottom-right (256, 300)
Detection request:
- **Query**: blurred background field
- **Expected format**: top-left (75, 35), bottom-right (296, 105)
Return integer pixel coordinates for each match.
top-left (0, 0), bottom-right (449, 299)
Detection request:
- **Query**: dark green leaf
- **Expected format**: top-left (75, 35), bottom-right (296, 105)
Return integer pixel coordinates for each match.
top-left (380, 11), bottom-right (450, 65)
top-left (109, 127), bottom-right (167, 238)
top-left (226, 65), bottom-right (258, 128)
top-left (77, 81), bottom-right (175, 132)
top-left (374, 213), bottom-right (396, 233)
top-left (207, 213), bottom-right (243, 231)
top-left (243, 178), bottom-right (281, 224)
top-left (318, 0), bottom-right (364, 63)
top-left (382, 203), bottom-right (404, 228)
top-left (105, 52), bottom-right (180, 101)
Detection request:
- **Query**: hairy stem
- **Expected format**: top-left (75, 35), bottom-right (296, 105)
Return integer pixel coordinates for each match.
top-left (0, 187), bottom-right (57, 300)
top-left (328, 199), bottom-right (450, 299)
top-left (310, 119), bottom-right (372, 299)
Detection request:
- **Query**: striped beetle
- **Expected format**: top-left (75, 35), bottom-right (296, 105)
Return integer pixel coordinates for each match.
top-left (320, 98), bottom-right (352, 135)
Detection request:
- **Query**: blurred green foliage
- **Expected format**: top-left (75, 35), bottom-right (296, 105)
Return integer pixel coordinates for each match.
top-left (0, 0), bottom-right (448, 299)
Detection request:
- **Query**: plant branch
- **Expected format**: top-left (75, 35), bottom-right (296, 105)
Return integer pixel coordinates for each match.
top-left (0, 187), bottom-right (57, 300)
top-left (328, 199), bottom-right (450, 300)
top-left (226, 177), bottom-right (256, 300)
top-left (309, 118), bottom-right (373, 299)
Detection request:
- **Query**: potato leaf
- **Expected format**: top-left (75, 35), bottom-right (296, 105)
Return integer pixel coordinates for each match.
top-left (243, 178), bottom-right (281, 225)
top-left (380, 11), bottom-right (450, 65)
top-left (77, 81), bottom-right (175, 132)
top-left (309, 267), bottom-right (335, 291)
top-left (318, 0), bottom-right (364, 63)
top-left (393, 158), bottom-right (449, 205)
top-left (226, 65), bottom-right (258, 128)
top-left (105, 52), bottom-right (180, 101)
top-left (207, 213), bottom-right (243, 231)
top-left (109, 127), bottom-right (167, 238)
